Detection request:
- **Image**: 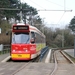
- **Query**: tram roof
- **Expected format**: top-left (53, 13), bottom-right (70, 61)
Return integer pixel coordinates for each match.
top-left (29, 25), bottom-right (45, 38)
top-left (13, 23), bottom-right (45, 38)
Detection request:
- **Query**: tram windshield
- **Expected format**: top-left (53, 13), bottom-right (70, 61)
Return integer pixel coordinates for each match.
top-left (12, 33), bottom-right (30, 44)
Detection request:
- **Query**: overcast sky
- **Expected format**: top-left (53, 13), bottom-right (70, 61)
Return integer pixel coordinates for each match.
top-left (21, 0), bottom-right (75, 28)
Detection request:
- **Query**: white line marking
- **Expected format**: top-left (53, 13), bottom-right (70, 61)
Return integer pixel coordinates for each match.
top-left (1, 56), bottom-right (11, 62)
top-left (45, 49), bottom-right (51, 63)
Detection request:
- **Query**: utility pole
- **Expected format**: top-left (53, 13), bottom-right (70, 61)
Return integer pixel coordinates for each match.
top-left (70, 23), bottom-right (75, 57)
top-left (74, 33), bottom-right (75, 57)
top-left (62, 29), bottom-right (64, 48)
top-left (72, 24), bottom-right (75, 57)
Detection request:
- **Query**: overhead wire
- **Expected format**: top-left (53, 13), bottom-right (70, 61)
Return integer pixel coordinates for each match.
top-left (42, 0), bottom-right (71, 25)
top-left (24, 0), bottom-right (72, 12)
top-left (44, 0), bottom-right (64, 8)
top-left (57, 12), bottom-right (66, 24)
top-left (44, 0), bottom-right (71, 10)
top-left (57, 0), bottom-right (66, 24)
top-left (27, 0), bottom-right (46, 9)
top-left (23, 0), bottom-right (72, 27)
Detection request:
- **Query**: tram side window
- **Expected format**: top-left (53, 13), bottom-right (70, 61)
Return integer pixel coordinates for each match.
top-left (35, 33), bottom-right (45, 43)
top-left (31, 32), bottom-right (35, 38)
top-left (41, 36), bottom-right (45, 43)
top-left (31, 32), bottom-right (35, 43)
top-left (35, 33), bottom-right (41, 43)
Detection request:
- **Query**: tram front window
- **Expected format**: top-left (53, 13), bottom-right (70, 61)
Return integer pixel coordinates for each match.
top-left (12, 33), bottom-right (30, 44)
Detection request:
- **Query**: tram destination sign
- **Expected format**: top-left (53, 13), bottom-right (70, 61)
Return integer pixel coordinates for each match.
top-left (13, 26), bottom-right (29, 30)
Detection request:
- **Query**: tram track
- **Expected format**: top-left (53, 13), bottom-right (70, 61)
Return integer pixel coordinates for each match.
top-left (0, 62), bottom-right (29, 75)
top-left (0, 55), bottom-right (40, 75)
top-left (10, 63), bottom-right (30, 75)
top-left (50, 50), bottom-right (75, 75)
top-left (0, 49), bottom-right (75, 75)
top-left (10, 55), bottom-right (40, 75)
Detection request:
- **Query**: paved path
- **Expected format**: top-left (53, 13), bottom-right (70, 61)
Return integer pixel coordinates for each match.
top-left (64, 49), bottom-right (74, 57)
top-left (0, 50), bottom-right (75, 75)
top-left (0, 53), bottom-right (10, 62)
top-left (55, 50), bottom-right (75, 75)
top-left (0, 62), bottom-right (54, 75)
top-left (14, 63), bottom-right (54, 75)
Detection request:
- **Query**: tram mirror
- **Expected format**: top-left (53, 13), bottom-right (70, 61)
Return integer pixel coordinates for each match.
top-left (30, 38), bottom-right (35, 43)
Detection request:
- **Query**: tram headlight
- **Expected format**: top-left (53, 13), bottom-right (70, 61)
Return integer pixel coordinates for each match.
top-left (23, 48), bottom-right (28, 52)
top-left (25, 50), bottom-right (28, 52)
top-left (13, 27), bottom-right (17, 29)
top-left (12, 50), bottom-right (16, 52)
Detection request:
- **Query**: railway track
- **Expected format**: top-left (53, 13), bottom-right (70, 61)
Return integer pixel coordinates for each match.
top-left (1, 49), bottom-right (75, 75)
top-left (50, 50), bottom-right (75, 75)
top-left (0, 62), bottom-right (29, 75)
top-left (10, 63), bottom-right (30, 75)
top-left (0, 49), bottom-right (52, 75)
top-left (0, 56), bottom-right (40, 75)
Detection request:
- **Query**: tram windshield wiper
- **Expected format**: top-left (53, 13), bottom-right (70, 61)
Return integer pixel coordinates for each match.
top-left (26, 37), bottom-right (29, 44)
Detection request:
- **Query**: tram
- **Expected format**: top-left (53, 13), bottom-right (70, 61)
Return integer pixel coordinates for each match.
top-left (11, 23), bottom-right (46, 60)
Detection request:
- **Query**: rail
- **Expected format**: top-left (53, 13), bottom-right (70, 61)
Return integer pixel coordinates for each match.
top-left (40, 46), bottom-right (49, 61)
top-left (0, 44), bottom-right (10, 55)
top-left (50, 51), bottom-right (58, 75)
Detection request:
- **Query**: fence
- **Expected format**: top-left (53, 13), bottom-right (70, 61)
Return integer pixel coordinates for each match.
top-left (0, 44), bottom-right (10, 55)
top-left (40, 46), bottom-right (49, 61)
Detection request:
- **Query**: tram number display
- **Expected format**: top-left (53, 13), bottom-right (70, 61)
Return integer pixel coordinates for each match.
top-left (13, 26), bottom-right (29, 30)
